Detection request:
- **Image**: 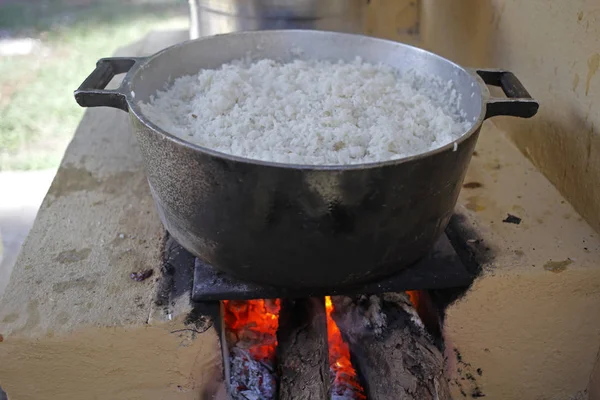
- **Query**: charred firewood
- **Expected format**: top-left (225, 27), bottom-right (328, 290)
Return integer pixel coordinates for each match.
top-left (331, 293), bottom-right (451, 400)
top-left (277, 298), bottom-right (330, 400)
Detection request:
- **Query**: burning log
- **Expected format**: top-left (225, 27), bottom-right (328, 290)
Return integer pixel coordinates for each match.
top-left (277, 298), bottom-right (330, 400)
top-left (331, 293), bottom-right (451, 400)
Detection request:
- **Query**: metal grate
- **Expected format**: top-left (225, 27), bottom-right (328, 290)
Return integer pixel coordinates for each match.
top-left (191, 234), bottom-right (474, 302)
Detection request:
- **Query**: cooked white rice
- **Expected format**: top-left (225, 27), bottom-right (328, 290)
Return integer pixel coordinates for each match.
top-left (139, 57), bottom-right (470, 165)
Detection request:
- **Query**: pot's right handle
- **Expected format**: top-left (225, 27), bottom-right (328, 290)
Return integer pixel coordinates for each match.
top-left (74, 57), bottom-right (142, 112)
top-left (476, 69), bottom-right (539, 119)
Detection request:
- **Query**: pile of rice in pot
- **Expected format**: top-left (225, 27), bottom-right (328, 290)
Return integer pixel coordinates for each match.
top-left (139, 57), bottom-right (470, 165)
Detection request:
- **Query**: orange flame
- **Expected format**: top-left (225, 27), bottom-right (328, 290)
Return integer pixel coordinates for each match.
top-left (325, 296), bottom-right (366, 399)
top-left (223, 299), bottom-right (281, 362)
top-left (407, 290), bottom-right (419, 308)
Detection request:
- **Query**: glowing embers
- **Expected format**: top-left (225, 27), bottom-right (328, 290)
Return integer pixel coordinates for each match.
top-left (325, 296), bottom-right (366, 400)
top-left (223, 299), bottom-right (281, 400)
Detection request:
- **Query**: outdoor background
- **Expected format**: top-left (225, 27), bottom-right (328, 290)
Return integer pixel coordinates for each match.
top-left (0, 0), bottom-right (189, 300)
top-left (0, 3), bottom-right (189, 396)
top-left (0, 0), bottom-right (188, 170)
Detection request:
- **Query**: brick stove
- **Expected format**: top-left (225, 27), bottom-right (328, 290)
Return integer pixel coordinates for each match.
top-left (0, 31), bottom-right (599, 400)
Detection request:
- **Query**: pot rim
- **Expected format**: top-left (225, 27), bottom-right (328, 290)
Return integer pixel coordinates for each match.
top-left (125, 30), bottom-right (489, 171)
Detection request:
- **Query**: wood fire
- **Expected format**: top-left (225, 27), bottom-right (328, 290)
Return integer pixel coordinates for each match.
top-left (223, 299), bottom-right (281, 399)
top-left (221, 293), bottom-right (445, 399)
top-left (223, 299), bottom-right (281, 362)
top-left (325, 296), bottom-right (366, 400)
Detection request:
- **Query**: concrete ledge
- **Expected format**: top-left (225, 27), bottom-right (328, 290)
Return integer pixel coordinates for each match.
top-left (444, 120), bottom-right (600, 400)
top-left (0, 324), bottom-right (222, 400)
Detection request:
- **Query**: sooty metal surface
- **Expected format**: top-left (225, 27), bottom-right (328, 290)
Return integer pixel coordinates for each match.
top-left (191, 234), bottom-right (474, 302)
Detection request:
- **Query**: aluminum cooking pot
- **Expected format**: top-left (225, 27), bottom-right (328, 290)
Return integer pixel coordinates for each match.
top-left (74, 30), bottom-right (538, 289)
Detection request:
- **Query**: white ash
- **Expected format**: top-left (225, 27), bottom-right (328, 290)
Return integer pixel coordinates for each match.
top-left (229, 347), bottom-right (277, 400)
top-left (382, 292), bottom-right (425, 331)
top-left (569, 390), bottom-right (588, 400)
top-left (331, 372), bottom-right (363, 400)
top-left (332, 295), bottom-right (387, 340)
top-left (331, 293), bottom-right (425, 342)
top-left (140, 57), bottom-right (470, 165)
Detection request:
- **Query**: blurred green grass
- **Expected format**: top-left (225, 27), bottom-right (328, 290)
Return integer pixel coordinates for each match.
top-left (0, 0), bottom-right (188, 171)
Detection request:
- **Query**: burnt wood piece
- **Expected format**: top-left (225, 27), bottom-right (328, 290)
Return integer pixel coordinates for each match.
top-left (277, 298), bottom-right (330, 400)
top-left (192, 234), bottom-right (474, 301)
top-left (331, 293), bottom-right (451, 400)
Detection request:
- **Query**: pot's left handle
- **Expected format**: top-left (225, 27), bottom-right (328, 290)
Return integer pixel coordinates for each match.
top-left (74, 57), bottom-right (142, 112)
top-left (476, 69), bottom-right (539, 120)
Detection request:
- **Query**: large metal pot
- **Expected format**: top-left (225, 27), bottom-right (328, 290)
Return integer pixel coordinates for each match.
top-left (74, 30), bottom-right (538, 288)
top-left (188, 0), bottom-right (367, 39)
